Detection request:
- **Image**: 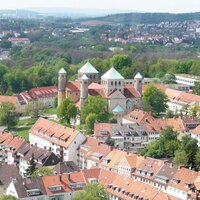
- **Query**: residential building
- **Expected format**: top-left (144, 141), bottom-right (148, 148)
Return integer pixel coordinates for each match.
top-left (77, 137), bottom-right (113, 169)
top-left (165, 88), bottom-right (200, 113)
top-left (0, 164), bottom-right (22, 192)
top-left (175, 74), bottom-right (200, 87)
top-left (8, 37), bottom-right (30, 46)
top-left (17, 143), bottom-right (61, 177)
top-left (29, 118), bottom-right (86, 162)
top-left (94, 123), bottom-right (148, 151)
top-left (0, 132), bottom-right (25, 164)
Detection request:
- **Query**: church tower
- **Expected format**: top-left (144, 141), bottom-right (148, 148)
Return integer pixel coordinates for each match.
top-left (134, 72), bottom-right (143, 95)
top-left (58, 68), bottom-right (66, 107)
top-left (80, 74), bottom-right (89, 108)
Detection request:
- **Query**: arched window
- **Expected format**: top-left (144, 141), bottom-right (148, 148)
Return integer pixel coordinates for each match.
top-left (115, 81), bottom-right (117, 86)
top-left (119, 81), bottom-right (121, 85)
top-left (111, 81), bottom-right (113, 86)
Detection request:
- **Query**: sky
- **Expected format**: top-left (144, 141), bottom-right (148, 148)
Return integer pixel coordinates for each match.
top-left (0, 0), bottom-right (200, 13)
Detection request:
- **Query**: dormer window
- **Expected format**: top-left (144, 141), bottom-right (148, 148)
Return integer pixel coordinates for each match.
top-left (172, 178), bottom-right (180, 184)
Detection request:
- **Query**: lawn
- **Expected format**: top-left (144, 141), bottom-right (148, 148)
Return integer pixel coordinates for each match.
top-left (45, 107), bottom-right (57, 115)
top-left (12, 118), bottom-right (38, 141)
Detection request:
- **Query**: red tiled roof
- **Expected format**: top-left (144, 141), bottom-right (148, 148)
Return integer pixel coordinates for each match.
top-left (79, 137), bottom-right (113, 163)
top-left (0, 132), bottom-right (25, 153)
top-left (0, 95), bottom-right (18, 105)
top-left (169, 167), bottom-right (198, 192)
top-left (29, 118), bottom-right (81, 148)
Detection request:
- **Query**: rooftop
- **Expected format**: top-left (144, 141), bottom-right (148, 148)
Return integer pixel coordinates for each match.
top-left (78, 62), bottom-right (99, 74)
top-left (101, 67), bottom-right (124, 80)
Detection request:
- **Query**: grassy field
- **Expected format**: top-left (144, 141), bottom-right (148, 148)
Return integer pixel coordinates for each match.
top-left (12, 118), bottom-right (38, 141)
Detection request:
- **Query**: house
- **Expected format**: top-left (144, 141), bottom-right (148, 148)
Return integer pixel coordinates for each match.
top-left (0, 95), bottom-right (26, 114)
top-left (53, 161), bottom-right (80, 175)
top-left (133, 156), bottom-right (165, 185)
top-left (165, 88), bottom-right (200, 114)
top-left (100, 149), bottom-right (130, 172)
top-left (0, 132), bottom-right (25, 164)
top-left (77, 137), bottom-right (113, 169)
top-left (167, 167), bottom-right (198, 200)
top-left (8, 37), bottom-right (30, 46)
top-left (6, 177), bottom-right (46, 199)
top-left (175, 74), bottom-right (200, 87)
top-left (190, 125), bottom-right (200, 146)
top-left (94, 123), bottom-right (148, 151)
top-left (0, 164), bottom-right (22, 192)
top-left (17, 143), bottom-right (61, 177)
top-left (29, 118), bottom-right (86, 162)
top-left (122, 109), bottom-right (154, 124)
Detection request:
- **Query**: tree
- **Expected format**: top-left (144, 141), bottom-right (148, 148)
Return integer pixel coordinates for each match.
top-left (32, 166), bottom-right (54, 177)
top-left (143, 85), bottom-right (168, 115)
top-left (0, 102), bottom-right (17, 129)
top-left (162, 73), bottom-right (176, 84)
top-left (53, 96), bottom-right (58, 108)
top-left (188, 104), bottom-right (200, 118)
top-left (85, 113), bottom-right (98, 135)
top-left (57, 98), bottom-right (78, 125)
top-left (26, 154), bottom-right (37, 177)
top-left (105, 137), bottom-right (115, 146)
top-left (72, 183), bottom-right (109, 200)
top-left (193, 81), bottom-right (200, 95)
top-left (181, 136), bottom-right (198, 167)
top-left (25, 100), bottom-right (47, 118)
top-left (0, 195), bottom-right (18, 200)
top-left (195, 149), bottom-right (200, 169)
top-left (173, 150), bottom-right (188, 167)
top-left (80, 96), bottom-right (110, 124)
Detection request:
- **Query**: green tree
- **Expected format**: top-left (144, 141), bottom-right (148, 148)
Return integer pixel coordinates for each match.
top-left (0, 102), bottom-right (17, 129)
top-left (193, 82), bottom-right (200, 95)
top-left (195, 149), bottom-right (200, 169)
top-left (26, 154), bottom-right (37, 177)
top-left (173, 150), bottom-right (188, 167)
top-left (162, 73), bottom-right (176, 84)
top-left (32, 166), bottom-right (54, 177)
top-left (188, 104), bottom-right (200, 118)
top-left (72, 183), bottom-right (109, 200)
top-left (80, 96), bottom-right (110, 124)
top-left (0, 195), bottom-right (18, 200)
top-left (25, 100), bottom-right (47, 118)
top-left (143, 85), bottom-right (168, 115)
top-left (181, 136), bottom-right (198, 167)
top-left (85, 113), bottom-right (98, 135)
top-left (105, 137), bottom-right (115, 146)
top-left (57, 98), bottom-right (78, 125)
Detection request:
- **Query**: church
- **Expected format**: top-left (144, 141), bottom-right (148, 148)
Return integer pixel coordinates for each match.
top-left (58, 62), bottom-right (142, 122)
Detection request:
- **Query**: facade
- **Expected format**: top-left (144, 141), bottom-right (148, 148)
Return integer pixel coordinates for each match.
top-left (165, 88), bottom-right (200, 113)
top-left (77, 137), bottom-right (112, 169)
top-left (8, 37), bottom-right (30, 46)
top-left (29, 118), bottom-right (86, 163)
top-left (94, 123), bottom-right (148, 151)
top-left (175, 74), bottom-right (200, 87)
top-left (58, 62), bottom-right (142, 121)
top-left (17, 143), bottom-right (61, 177)
top-left (0, 132), bottom-right (25, 164)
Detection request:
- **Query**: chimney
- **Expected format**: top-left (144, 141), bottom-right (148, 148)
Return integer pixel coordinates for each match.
top-left (170, 163), bottom-right (173, 168)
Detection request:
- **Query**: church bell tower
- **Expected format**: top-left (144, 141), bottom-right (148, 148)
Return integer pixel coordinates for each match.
top-left (58, 68), bottom-right (66, 107)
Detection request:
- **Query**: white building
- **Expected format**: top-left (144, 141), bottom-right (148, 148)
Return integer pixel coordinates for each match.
top-left (29, 118), bottom-right (86, 163)
top-left (175, 74), bottom-right (200, 87)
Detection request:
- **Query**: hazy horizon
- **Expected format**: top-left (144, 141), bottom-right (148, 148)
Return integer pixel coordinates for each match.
top-left (0, 0), bottom-right (200, 14)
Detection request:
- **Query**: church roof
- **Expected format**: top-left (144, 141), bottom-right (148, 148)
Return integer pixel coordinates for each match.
top-left (59, 68), bottom-right (66, 74)
top-left (101, 67), bottom-right (124, 80)
top-left (134, 72), bottom-right (143, 79)
top-left (81, 74), bottom-right (89, 80)
top-left (112, 104), bottom-right (125, 113)
top-left (78, 62), bottom-right (99, 74)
